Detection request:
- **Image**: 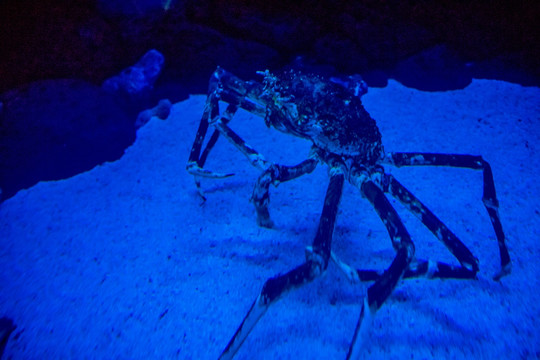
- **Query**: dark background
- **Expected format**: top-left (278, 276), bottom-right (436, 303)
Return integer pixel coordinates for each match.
top-left (0, 0), bottom-right (538, 201)
top-left (1, 0), bottom-right (539, 92)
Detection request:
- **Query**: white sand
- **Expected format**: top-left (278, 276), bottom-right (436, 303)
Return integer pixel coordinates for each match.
top-left (1, 79), bottom-right (539, 359)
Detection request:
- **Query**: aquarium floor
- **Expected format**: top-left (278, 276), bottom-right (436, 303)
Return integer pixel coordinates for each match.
top-left (1, 79), bottom-right (539, 359)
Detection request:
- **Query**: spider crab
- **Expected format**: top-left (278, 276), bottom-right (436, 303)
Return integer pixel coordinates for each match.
top-left (186, 67), bottom-right (511, 359)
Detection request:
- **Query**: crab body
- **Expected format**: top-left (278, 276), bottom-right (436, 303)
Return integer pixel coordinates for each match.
top-left (260, 70), bottom-right (383, 165)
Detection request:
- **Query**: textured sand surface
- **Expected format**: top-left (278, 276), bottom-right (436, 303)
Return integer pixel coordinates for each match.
top-left (1, 79), bottom-right (539, 359)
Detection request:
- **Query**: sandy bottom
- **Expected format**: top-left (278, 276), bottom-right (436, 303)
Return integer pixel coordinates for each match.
top-left (1, 78), bottom-right (539, 359)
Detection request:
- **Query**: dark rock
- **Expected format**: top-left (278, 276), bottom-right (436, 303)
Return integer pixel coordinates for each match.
top-left (103, 49), bottom-right (165, 97)
top-left (98, 0), bottom-right (173, 16)
top-left (313, 34), bottom-right (369, 73)
top-left (135, 99), bottom-right (172, 129)
top-left (0, 0), bottom-right (124, 93)
top-left (0, 0), bottom-right (538, 93)
top-left (391, 45), bottom-right (472, 91)
top-left (0, 0), bottom-right (538, 200)
top-left (0, 80), bottom-right (134, 201)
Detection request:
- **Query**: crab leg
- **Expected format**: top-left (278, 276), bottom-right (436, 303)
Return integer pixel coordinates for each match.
top-left (187, 67), bottom-right (270, 198)
top-left (252, 158), bottom-right (318, 227)
top-left (347, 180), bottom-right (415, 359)
top-left (197, 104), bottom-right (237, 168)
top-left (383, 173), bottom-right (480, 276)
top-left (219, 172), bottom-right (345, 360)
top-left (211, 119), bottom-right (272, 171)
top-left (196, 94), bottom-right (266, 173)
top-left (331, 252), bottom-right (475, 283)
top-left (186, 90), bottom-right (234, 179)
top-left (385, 152), bottom-right (510, 280)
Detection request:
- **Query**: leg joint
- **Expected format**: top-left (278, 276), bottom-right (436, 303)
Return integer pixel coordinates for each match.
top-left (305, 246), bottom-right (329, 276)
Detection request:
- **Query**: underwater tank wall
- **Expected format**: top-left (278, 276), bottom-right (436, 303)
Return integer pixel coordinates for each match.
top-left (0, 0), bottom-right (539, 93)
top-left (97, 0), bottom-right (177, 16)
top-left (0, 0), bottom-right (538, 200)
top-left (0, 0), bottom-right (539, 359)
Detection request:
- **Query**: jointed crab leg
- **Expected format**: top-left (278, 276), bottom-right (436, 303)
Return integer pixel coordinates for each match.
top-left (219, 171), bottom-right (345, 360)
top-left (331, 253), bottom-right (476, 283)
top-left (187, 67), bottom-right (270, 194)
top-left (211, 118), bottom-right (272, 171)
top-left (332, 171), bottom-right (481, 284)
top-left (347, 180), bottom-right (415, 359)
top-left (383, 173), bottom-right (480, 276)
top-left (198, 104), bottom-right (238, 168)
top-left (252, 158), bottom-right (319, 227)
top-left (186, 91), bottom-right (234, 179)
top-left (385, 152), bottom-right (511, 280)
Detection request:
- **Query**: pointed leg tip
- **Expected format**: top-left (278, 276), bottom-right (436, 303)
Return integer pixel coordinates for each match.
top-left (347, 297), bottom-right (375, 359)
top-left (493, 262), bottom-right (512, 281)
top-left (257, 217), bottom-right (275, 228)
top-left (255, 209), bottom-right (274, 228)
